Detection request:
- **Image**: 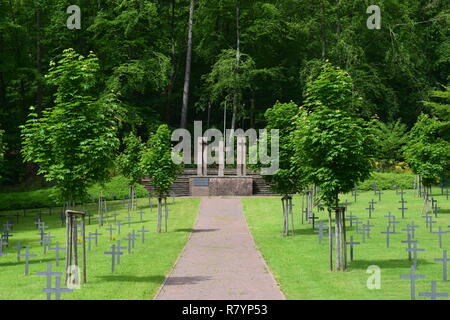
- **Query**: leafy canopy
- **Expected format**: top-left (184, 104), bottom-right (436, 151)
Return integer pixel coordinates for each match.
top-left (116, 132), bottom-right (145, 187)
top-left (20, 48), bottom-right (120, 202)
top-left (293, 62), bottom-right (374, 208)
top-left (141, 124), bottom-right (182, 197)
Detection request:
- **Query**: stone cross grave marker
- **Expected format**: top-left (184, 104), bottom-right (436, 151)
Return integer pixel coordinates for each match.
top-left (90, 229), bottom-right (103, 247)
top-left (0, 238), bottom-right (6, 257)
top-left (352, 187), bottom-right (359, 202)
top-left (131, 230), bottom-right (140, 248)
top-left (348, 212), bottom-right (357, 228)
top-left (373, 183), bottom-right (377, 195)
top-left (111, 213), bottom-right (119, 224)
top-left (314, 221), bottom-right (328, 244)
top-left (49, 241), bottom-right (65, 266)
top-left (36, 262), bottom-right (62, 300)
top-left (123, 233), bottom-right (136, 254)
top-left (115, 220), bottom-right (124, 235)
top-left (41, 232), bottom-right (55, 254)
top-left (401, 231), bottom-right (417, 262)
top-left (18, 247), bottom-right (37, 275)
top-left (138, 209), bottom-right (145, 223)
top-left (125, 214), bottom-right (134, 228)
top-left (435, 249), bottom-right (450, 282)
top-left (346, 235), bottom-right (360, 262)
top-left (310, 213), bottom-right (319, 229)
top-left (400, 265), bottom-right (425, 300)
top-left (43, 275), bottom-right (72, 300)
top-left (104, 245), bottom-right (122, 273)
top-left (85, 235), bottom-right (95, 251)
top-left (419, 281), bottom-right (448, 300)
top-left (407, 242), bottom-right (425, 268)
top-left (116, 240), bottom-right (127, 264)
top-left (376, 190), bottom-right (383, 202)
top-left (398, 198), bottom-right (408, 219)
top-left (422, 215), bottom-right (436, 233)
top-left (12, 240), bottom-right (26, 262)
top-left (2, 230), bottom-right (13, 247)
top-left (433, 226), bottom-right (448, 249)
top-left (138, 226), bottom-right (150, 244)
top-left (362, 221), bottom-right (374, 239)
top-left (381, 225), bottom-right (395, 248)
top-left (105, 224), bottom-right (117, 241)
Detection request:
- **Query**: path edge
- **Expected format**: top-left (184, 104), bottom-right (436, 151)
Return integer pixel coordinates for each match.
top-left (152, 198), bottom-right (204, 300)
top-left (238, 198), bottom-right (287, 300)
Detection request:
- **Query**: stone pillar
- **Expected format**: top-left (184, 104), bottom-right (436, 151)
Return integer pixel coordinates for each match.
top-left (236, 136), bottom-right (246, 176)
top-left (197, 137), bottom-right (208, 176)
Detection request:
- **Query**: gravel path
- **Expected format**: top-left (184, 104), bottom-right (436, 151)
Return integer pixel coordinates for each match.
top-left (155, 197), bottom-right (284, 300)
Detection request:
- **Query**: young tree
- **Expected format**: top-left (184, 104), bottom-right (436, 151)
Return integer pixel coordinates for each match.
top-left (260, 101), bottom-right (301, 236)
top-left (20, 48), bottom-right (120, 206)
top-left (404, 113), bottom-right (450, 214)
top-left (141, 124), bottom-right (182, 233)
top-left (292, 62), bottom-right (374, 271)
top-left (116, 132), bottom-right (145, 212)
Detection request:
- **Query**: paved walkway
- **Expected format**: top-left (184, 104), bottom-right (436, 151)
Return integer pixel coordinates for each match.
top-left (155, 197), bottom-right (284, 300)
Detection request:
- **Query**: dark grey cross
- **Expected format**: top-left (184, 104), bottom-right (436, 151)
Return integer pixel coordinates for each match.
top-left (123, 233), bottom-right (137, 254)
top-left (359, 227), bottom-right (369, 243)
top-left (375, 190), bottom-right (383, 202)
top-left (3, 221), bottom-right (12, 232)
top-left (362, 221), bottom-right (374, 239)
top-left (407, 242), bottom-right (425, 268)
top-left (137, 226), bottom-right (150, 244)
top-left (446, 188), bottom-right (449, 200)
top-left (389, 215), bottom-right (400, 233)
top-left (0, 239), bottom-right (6, 256)
top-left (18, 247), bottom-right (37, 275)
top-left (138, 209), bottom-right (145, 223)
top-left (400, 265), bottom-right (425, 300)
top-left (401, 231), bottom-right (417, 261)
top-left (111, 213), bottom-right (120, 223)
top-left (381, 225), bottom-right (395, 248)
top-left (116, 240), bottom-right (127, 264)
top-left (365, 205), bottom-right (374, 219)
top-left (435, 249), bottom-right (450, 282)
top-left (310, 213), bottom-right (319, 229)
top-left (90, 229), bottom-right (103, 247)
top-left (14, 212), bottom-right (21, 224)
top-left (398, 198), bottom-right (408, 219)
top-left (419, 281), bottom-right (448, 300)
top-left (348, 212), bottom-right (358, 228)
top-left (105, 224), bottom-right (117, 241)
top-left (410, 221), bottom-right (419, 239)
top-left (43, 275), bottom-right (73, 300)
top-left (433, 226), bottom-right (448, 249)
top-left (314, 221), bottom-right (328, 244)
top-left (398, 189), bottom-right (406, 198)
top-left (352, 187), bottom-right (359, 202)
top-left (373, 183), bottom-right (377, 195)
top-left (97, 214), bottom-right (105, 226)
top-left (125, 214), bottom-right (134, 228)
top-left (85, 235), bottom-right (96, 251)
top-left (48, 241), bottom-right (65, 266)
top-left (115, 220), bottom-right (124, 235)
top-left (12, 240), bottom-right (26, 262)
top-left (131, 230), bottom-right (141, 248)
top-left (41, 233), bottom-right (55, 254)
top-left (340, 199), bottom-right (351, 210)
top-left (432, 199), bottom-right (440, 218)
top-left (2, 231), bottom-right (13, 247)
top-left (36, 262), bottom-right (62, 300)
top-left (354, 219), bottom-right (362, 233)
top-left (395, 184), bottom-right (399, 195)
top-left (422, 215), bottom-right (436, 233)
top-left (104, 245), bottom-right (122, 273)
top-left (346, 235), bottom-right (360, 262)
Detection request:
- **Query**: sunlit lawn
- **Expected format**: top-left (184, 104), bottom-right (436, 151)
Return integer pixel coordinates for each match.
top-left (0, 197), bottom-right (200, 300)
top-left (242, 187), bottom-right (450, 299)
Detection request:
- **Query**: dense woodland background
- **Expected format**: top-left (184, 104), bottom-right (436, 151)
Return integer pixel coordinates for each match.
top-left (0, 0), bottom-right (449, 188)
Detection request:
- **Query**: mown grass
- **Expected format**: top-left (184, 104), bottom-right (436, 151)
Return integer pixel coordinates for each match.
top-left (242, 188), bottom-right (450, 300)
top-left (0, 197), bottom-right (200, 300)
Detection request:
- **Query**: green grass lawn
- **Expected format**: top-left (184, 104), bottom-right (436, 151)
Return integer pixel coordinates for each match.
top-left (242, 188), bottom-right (450, 300)
top-left (0, 197), bottom-right (200, 300)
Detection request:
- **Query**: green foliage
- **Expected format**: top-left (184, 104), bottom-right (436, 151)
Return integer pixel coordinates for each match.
top-left (369, 118), bottom-right (408, 169)
top-left (403, 113), bottom-right (450, 186)
top-left (141, 124), bottom-right (182, 198)
top-left (116, 132), bottom-right (144, 187)
top-left (356, 171), bottom-right (415, 191)
top-left (261, 101), bottom-right (300, 195)
top-left (20, 49), bottom-right (120, 203)
top-left (293, 64), bottom-right (374, 207)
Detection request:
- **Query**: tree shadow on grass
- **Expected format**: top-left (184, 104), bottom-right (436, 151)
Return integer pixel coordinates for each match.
top-left (0, 257), bottom-right (54, 267)
top-left (292, 228), bottom-right (319, 236)
top-left (97, 275), bottom-right (166, 283)
top-left (349, 259), bottom-right (432, 270)
top-left (174, 228), bottom-right (220, 233)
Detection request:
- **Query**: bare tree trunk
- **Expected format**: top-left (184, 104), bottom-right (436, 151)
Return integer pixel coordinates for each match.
top-left (180, 0), bottom-right (194, 129)
top-left (231, 0), bottom-right (241, 132)
top-left (35, 7), bottom-right (43, 110)
top-left (166, 0), bottom-right (177, 124)
top-left (320, 0), bottom-right (327, 60)
top-left (157, 197), bottom-right (162, 233)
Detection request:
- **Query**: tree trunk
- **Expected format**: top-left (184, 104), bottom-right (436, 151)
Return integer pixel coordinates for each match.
top-left (334, 206), bottom-right (347, 271)
top-left (231, 0), bottom-right (241, 132)
top-left (35, 7), bottom-right (43, 110)
top-left (180, 0), bottom-right (194, 129)
top-left (328, 209), bottom-right (333, 271)
top-left (165, 0), bottom-right (178, 124)
top-left (157, 197), bottom-right (162, 233)
top-left (320, 0), bottom-right (327, 60)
